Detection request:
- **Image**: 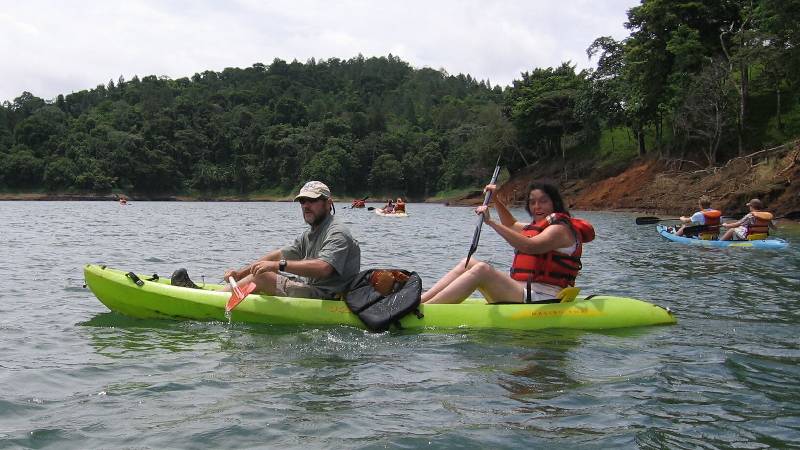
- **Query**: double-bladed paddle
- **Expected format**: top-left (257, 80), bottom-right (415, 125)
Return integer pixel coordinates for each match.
top-left (465, 156), bottom-right (502, 268)
top-left (635, 216), bottom-right (681, 225)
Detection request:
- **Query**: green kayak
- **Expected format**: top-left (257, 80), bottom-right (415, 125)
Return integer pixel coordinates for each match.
top-left (83, 264), bottom-right (676, 331)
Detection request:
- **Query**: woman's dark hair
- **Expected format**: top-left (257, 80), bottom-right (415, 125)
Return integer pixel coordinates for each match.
top-left (524, 181), bottom-right (569, 216)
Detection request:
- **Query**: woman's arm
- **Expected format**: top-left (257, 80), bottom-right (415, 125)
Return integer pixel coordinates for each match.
top-left (485, 184), bottom-right (525, 231)
top-left (485, 212), bottom-right (574, 254)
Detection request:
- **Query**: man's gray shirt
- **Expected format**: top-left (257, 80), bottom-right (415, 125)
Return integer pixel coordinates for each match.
top-left (281, 214), bottom-right (361, 299)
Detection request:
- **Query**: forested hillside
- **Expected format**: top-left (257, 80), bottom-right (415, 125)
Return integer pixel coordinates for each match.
top-left (0, 56), bottom-right (511, 198)
top-left (1, 0), bottom-right (798, 199)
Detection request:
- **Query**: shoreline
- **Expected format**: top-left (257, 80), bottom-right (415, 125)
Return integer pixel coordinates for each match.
top-left (0, 191), bottom-right (468, 204)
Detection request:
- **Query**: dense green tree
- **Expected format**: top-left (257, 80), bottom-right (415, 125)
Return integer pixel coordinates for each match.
top-left (0, 145), bottom-right (44, 187)
top-left (369, 153), bottom-right (404, 193)
top-left (43, 156), bottom-right (79, 190)
top-left (505, 63), bottom-right (587, 164)
top-left (13, 105), bottom-right (67, 155)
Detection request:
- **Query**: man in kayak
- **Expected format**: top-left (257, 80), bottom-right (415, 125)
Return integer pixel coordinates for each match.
top-left (172, 181), bottom-right (361, 299)
top-left (421, 182), bottom-right (594, 304)
top-left (672, 195), bottom-right (721, 239)
top-left (720, 198), bottom-right (774, 241)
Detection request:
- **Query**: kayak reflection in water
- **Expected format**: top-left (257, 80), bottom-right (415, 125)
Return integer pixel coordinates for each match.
top-left (172, 181), bottom-right (361, 300)
top-left (421, 182), bottom-right (594, 304)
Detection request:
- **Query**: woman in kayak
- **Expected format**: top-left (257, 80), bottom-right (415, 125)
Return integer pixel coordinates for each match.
top-left (422, 181), bottom-right (593, 304)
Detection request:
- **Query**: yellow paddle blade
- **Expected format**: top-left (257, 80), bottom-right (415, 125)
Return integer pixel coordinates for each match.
top-left (557, 287), bottom-right (581, 303)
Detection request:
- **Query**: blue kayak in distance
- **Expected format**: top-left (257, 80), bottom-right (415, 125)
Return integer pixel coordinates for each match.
top-left (656, 225), bottom-right (789, 250)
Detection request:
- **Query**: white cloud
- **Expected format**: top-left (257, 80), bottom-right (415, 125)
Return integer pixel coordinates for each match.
top-left (0, 0), bottom-right (638, 103)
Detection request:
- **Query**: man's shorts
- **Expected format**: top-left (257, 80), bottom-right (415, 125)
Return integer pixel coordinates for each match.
top-left (733, 226), bottom-right (748, 240)
top-left (275, 274), bottom-right (317, 298)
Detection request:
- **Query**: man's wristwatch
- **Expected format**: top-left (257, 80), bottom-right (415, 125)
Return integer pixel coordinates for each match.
top-left (278, 259), bottom-right (287, 272)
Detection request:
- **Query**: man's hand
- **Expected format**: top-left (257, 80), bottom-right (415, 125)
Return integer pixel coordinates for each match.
top-left (250, 260), bottom-right (278, 275)
top-left (223, 269), bottom-right (240, 281)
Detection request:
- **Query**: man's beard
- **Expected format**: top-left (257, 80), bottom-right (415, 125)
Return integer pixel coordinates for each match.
top-left (305, 209), bottom-right (329, 227)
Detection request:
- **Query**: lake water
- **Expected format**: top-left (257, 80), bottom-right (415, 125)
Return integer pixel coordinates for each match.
top-left (1, 201), bottom-right (799, 449)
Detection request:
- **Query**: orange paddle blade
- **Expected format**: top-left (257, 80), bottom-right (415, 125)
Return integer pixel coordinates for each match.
top-left (225, 281), bottom-right (256, 312)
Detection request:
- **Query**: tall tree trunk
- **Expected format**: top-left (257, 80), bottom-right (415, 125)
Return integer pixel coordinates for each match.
top-left (637, 126), bottom-right (646, 156)
top-left (776, 86), bottom-right (783, 131)
top-left (738, 62), bottom-right (748, 155)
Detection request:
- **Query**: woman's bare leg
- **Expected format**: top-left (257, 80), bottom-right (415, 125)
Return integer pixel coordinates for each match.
top-left (421, 258), bottom-right (479, 302)
top-left (423, 261), bottom-right (523, 304)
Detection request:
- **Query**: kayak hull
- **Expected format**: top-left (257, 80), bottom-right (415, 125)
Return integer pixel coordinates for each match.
top-left (83, 265), bottom-right (676, 330)
top-left (375, 208), bottom-right (408, 217)
top-left (656, 225), bottom-right (789, 250)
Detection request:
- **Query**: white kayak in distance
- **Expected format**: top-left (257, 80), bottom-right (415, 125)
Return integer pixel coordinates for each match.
top-left (374, 208), bottom-right (409, 217)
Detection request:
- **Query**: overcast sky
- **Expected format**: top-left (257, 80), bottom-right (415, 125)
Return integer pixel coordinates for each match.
top-left (1, 0), bottom-right (640, 104)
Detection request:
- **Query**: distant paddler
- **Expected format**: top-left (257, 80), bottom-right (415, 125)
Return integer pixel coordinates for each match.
top-left (720, 198), bottom-right (774, 241)
top-left (670, 195), bottom-right (721, 239)
top-left (381, 199), bottom-right (396, 214)
top-left (394, 197), bottom-right (406, 213)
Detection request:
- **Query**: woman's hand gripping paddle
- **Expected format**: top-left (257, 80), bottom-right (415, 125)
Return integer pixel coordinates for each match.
top-left (225, 276), bottom-right (256, 313)
top-left (465, 156), bottom-right (501, 268)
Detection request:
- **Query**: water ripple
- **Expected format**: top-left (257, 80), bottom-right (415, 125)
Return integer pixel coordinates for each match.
top-left (1, 202), bottom-right (799, 448)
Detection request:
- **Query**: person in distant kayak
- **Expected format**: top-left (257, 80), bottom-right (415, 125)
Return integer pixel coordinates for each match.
top-left (171, 181), bottom-right (361, 299)
top-left (720, 198), bottom-right (774, 241)
top-left (394, 197), bottom-right (406, 213)
top-left (672, 195), bottom-right (721, 239)
top-left (382, 199), bottom-right (395, 214)
top-left (421, 181), bottom-right (594, 304)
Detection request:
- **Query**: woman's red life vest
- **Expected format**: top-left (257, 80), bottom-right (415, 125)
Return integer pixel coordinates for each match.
top-left (509, 213), bottom-right (595, 288)
top-left (746, 211), bottom-right (773, 236)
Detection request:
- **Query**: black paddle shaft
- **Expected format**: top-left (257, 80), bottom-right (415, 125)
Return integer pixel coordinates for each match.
top-left (465, 158), bottom-right (502, 268)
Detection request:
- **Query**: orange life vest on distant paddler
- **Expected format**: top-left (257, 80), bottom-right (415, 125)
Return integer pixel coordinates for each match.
top-left (746, 211), bottom-right (773, 238)
top-left (509, 213), bottom-right (595, 288)
top-left (699, 209), bottom-right (721, 240)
